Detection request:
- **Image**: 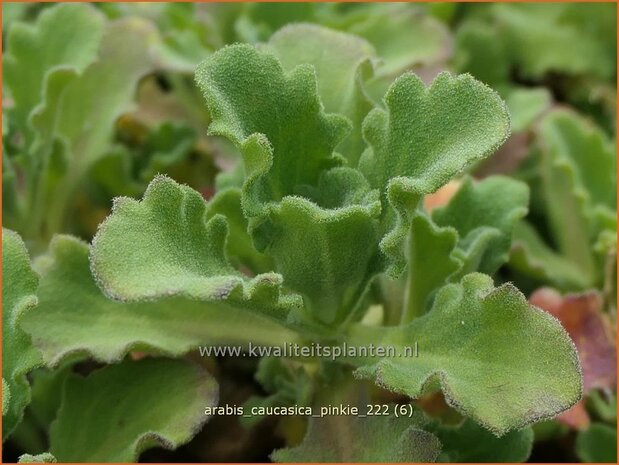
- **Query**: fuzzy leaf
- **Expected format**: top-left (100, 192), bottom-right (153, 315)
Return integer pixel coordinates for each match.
top-left (3, 3), bottom-right (104, 135)
top-left (252, 168), bottom-right (382, 324)
top-left (360, 71), bottom-right (510, 195)
top-left (352, 273), bottom-right (582, 435)
top-left (266, 23), bottom-right (375, 165)
top-left (91, 176), bottom-right (300, 322)
top-left (402, 214), bottom-right (460, 321)
top-left (18, 453), bottom-right (57, 464)
top-left (206, 188), bottom-right (273, 274)
top-left (2, 229), bottom-right (42, 440)
top-left (49, 358), bottom-right (218, 462)
top-left (22, 235), bottom-right (300, 367)
top-left (195, 43), bottom-right (350, 216)
top-left (431, 419), bottom-right (533, 462)
top-left (196, 44), bottom-right (383, 324)
top-left (2, 378), bottom-right (10, 417)
top-left (432, 176), bottom-right (529, 276)
top-left (272, 414), bottom-right (441, 463)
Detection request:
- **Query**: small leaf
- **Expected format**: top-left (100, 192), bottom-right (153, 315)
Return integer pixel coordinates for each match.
top-left (266, 23), bottom-right (376, 165)
top-left (432, 176), bottom-right (529, 276)
top-left (352, 273), bottom-right (582, 435)
top-left (272, 414), bottom-right (441, 463)
top-left (510, 221), bottom-right (591, 290)
top-left (2, 229), bottom-right (42, 440)
top-left (24, 234), bottom-right (299, 367)
top-left (206, 188), bottom-right (273, 274)
top-left (575, 423), bottom-right (617, 463)
top-left (402, 214), bottom-right (460, 321)
top-left (49, 358), bottom-right (218, 462)
top-left (430, 418), bottom-right (534, 462)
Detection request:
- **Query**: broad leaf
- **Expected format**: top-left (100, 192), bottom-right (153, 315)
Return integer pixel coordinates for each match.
top-left (360, 71), bottom-right (510, 194)
top-left (3, 3), bottom-right (104, 136)
top-left (352, 273), bottom-right (582, 435)
top-left (343, 3), bottom-right (449, 80)
top-left (91, 176), bottom-right (300, 322)
top-left (272, 414), bottom-right (441, 463)
top-left (206, 188), bottom-right (273, 274)
top-left (22, 235), bottom-right (301, 367)
top-left (266, 23), bottom-right (376, 165)
top-left (2, 229), bottom-right (42, 440)
top-left (195, 43), bottom-right (350, 216)
top-left (49, 358), bottom-right (218, 462)
top-left (196, 44), bottom-right (383, 324)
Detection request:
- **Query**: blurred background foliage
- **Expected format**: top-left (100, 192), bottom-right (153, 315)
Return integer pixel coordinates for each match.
top-left (2, 2), bottom-right (616, 463)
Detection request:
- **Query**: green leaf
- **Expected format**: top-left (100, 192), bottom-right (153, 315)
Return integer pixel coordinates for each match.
top-left (575, 423), bottom-right (617, 463)
top-left (345, 3), bottom-right (449, 80)
top-left (2, 378), bottom-right (10, 417)
top-left (18, 453), bottom-right (57, 464)
top-left (196, 44), bottom-right (383, 324)
top-left (453, 20), bottom-right (551, 132)
top-left (352, 273), bottom-right (582, 435)
top-left (195, 43), bottom-right (350, 216)
top-left (3, 3), bottom-right (104, 136)
top-left (251, 168), bottom-right (382, 324)
top-left (2, 229), bottom-right (42, 440)
top-left (402, 214), bottom-right (460, 321)
top-left (493, 3), bottom-right (616, 80)
top-left (509, 110), bottom-right (616, 291)
top-left (432, 176), bottom-right (529, 276)
top-left (266, 23), bottom-right (376, 165)
top-left (91, 176), bottom-right (300, 322)
top-left (31, 17), bottom-right (157, 174)
top-left (49, 358), bottom-right (218, 462)
top-left (24, 235), bottom-right (300, 368)
top-left (272, 414), bottom-right (441, 463)
top-left (431, 419), bottom-right (533, 462)
top-left (206, 188), bottom-right (273, 274)
top-left (509, 221), bottom-right (591, 291)
top-left (360, 72), bottom-right (510, 195)
top-left (361, 73), bottom-right (510, 276)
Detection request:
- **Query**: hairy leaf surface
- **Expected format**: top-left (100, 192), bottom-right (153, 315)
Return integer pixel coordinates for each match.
top-left (2, 229), bottom-right (42, 440)
top-left (352, 273), bottom-right (582, 435)
top-left (22, 235), bottom-right (300, 367)
top-left (49, 359), bottom-right (217, 462)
